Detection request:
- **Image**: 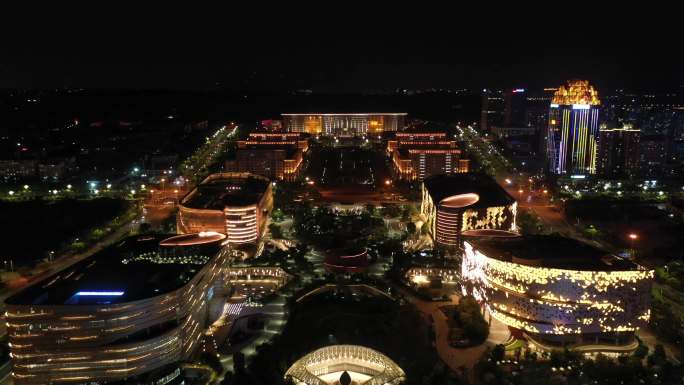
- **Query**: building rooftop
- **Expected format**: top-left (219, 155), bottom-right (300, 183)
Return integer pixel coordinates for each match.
top-left (237, 144), bottom-right (299, 158)
top-left (468, 234), bottom-right (641, 271)
top-left (423, 173), bottom-right (514, 209)
top-left (181, 174), bottom-right (269, 209)
top-left (5, 234), bottom-right (224, 306)
top-left (282, 112), bottom-right (407, 116)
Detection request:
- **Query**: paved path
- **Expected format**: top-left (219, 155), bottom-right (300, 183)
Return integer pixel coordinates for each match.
top-left (394, 286), bottom-right (510, 382)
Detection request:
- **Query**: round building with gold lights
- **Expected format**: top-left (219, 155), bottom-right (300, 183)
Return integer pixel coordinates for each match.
top-left (284, 345), bottom-right (405, 385)
top-left (421, 173), bottom-right (516, 248)
top-left (177, 172), bottom-right (273, 244)
top-left (461, 232), bottom-right (653, 351)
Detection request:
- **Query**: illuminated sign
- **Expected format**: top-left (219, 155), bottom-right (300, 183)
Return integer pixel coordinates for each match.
top-left (572, 104), bottom-right (591, 110)
top-left (512, 88), bottom-right (525, 93)
top-left (550, 103), bottom-right (559, 108)
top-left (570, 175), bottom-right (586, 179)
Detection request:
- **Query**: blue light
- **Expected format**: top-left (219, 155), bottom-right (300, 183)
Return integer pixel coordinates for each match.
top-left (76, 291), bottom-right (124, 296)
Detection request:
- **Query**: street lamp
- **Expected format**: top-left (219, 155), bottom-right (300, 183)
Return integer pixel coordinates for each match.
top-left (628, 233), bottom-right (638, 258)
top-left (23, 184), bottom-right (29, 190)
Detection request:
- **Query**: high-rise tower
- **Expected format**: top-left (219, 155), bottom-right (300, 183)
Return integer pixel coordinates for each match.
top-left (547, 80), bottom-right (601, 175)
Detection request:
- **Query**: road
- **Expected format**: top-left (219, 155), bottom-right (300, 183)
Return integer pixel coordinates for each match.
top-left (0, 217), bottom-right (137, 334)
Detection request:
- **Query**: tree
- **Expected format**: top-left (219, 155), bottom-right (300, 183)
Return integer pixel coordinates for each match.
top-left (271, 208), bottom-right (285, 222)
top-left (269, 223), bottom-right (283, 239)
top-left (633, 344), bottom-right (648, 359)
top-left (491, 344), bottom-right (505, 361)
top-left (406, 222), bottom-right (416, 235)
top-left (365, 203), bottom-right (376, 216)
top-left (233, 351), bottom-right (246, 374)
top-left (517, 209), bottom-right (543, 235)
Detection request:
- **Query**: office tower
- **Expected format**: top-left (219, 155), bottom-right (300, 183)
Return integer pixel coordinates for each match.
top-left (547, 80), bottom-right (601, 175)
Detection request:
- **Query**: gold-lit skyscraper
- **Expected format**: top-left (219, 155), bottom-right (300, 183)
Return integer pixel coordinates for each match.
top-left (547, 80), bottom-right (601, 175)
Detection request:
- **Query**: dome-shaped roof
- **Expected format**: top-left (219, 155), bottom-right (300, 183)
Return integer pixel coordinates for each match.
top-left (284, 345), bottom-right (405, 385)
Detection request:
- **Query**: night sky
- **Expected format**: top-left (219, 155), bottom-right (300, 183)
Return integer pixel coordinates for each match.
top-left (0, 3), bottom-right (681, 91)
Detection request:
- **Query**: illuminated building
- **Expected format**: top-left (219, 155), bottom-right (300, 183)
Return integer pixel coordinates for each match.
top-left (5, 233), bottom-right (229, 385)
top-left (480, 89), bottom-right (504, 133)
top-left (598, 124), bottom-right (641, 178)
top-left (177, 173), bottom-right (273, 244)
top-left (420, 173), bottom-right (516, 248)
top-left (225, 132), bottom-right (309, 181)
top-left (282, 113), bottom-right (407, 136)
top-left (260, 119), bottom-right (283, 131)
top-left (547, 80), bottom-right (601, 175)
top-left (462, 232), bottom-right (653, 351)
top-left (387, 132), bottom-right (469, 181)
top-left (284, 345), bottom-right (405, 385)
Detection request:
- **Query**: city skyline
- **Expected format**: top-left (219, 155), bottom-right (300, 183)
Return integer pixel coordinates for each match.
top-left (1, 4), bottom-right (684, 385)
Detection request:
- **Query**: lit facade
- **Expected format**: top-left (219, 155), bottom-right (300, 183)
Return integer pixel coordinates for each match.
top-left (421, 174), bottom-right (516, 247)
top-left (177, 173), bottom-right (273, 244)
top-left (387, 132), bottom-right (469, 181)
top-left (547, 80), bottom-right (601, 175)
top-left (284, 345), bottom-right (405, 385)
top-left (226, 133), bottom-right (308, 181)
top-left (282, 113), bottom-right (407, 136)
top-left (5, 233), bottom-right (229, 385)
top-left (462, 234), bottom-right (653, 350)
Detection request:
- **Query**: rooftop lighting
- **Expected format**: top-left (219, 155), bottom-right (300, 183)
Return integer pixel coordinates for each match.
top-left (76, 291), bottom-right (124, 296)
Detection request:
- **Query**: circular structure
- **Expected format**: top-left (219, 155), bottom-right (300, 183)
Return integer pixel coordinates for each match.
top-left (421, 174), bottom-right (517, 248)
top-left (462, 235), bottom-right (653, 351)
top-left (5, 235), bottom-right (229, 385)
top-left (323, 248), bottom-right (369, 274)
top-left (461, 229), bottom-right (519, 238)
top-left (284, 345), bottom-right (405, 385)
top-left (439, 192), bottom-right (480, 208)
top-left (177, 173), bottom-right (273, 244)
top-left (158, 231), bottom-right (227, 246)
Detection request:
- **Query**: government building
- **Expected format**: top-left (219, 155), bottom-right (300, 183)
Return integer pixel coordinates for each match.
top-left (177, 173), bottom-right (273, 244)
top-left (225, 132), bottom-right (309, 181)
top-left (461, 232), bottom-right (653, 351)
top-left (420, 173), bottom-right (517, 248)
top-left (5, 233), bottom-right (230, 385)
top-left (282, 113), bottom-right (407, 137)
top-left (387, 131), bottom-right (469, 181)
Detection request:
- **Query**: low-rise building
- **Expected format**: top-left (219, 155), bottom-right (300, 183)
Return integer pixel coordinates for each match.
top-left (177, 173), bottom-right (273, 244)
top-left (462, 232), bottom-right (653, 351)
top-left (225, 132), bottom-right (308, 181)
top-left (387, 132), bottom-right (469, 181)
top-left (421, 173), bottom-right (516, 248)
top-left (5, 233), bottom-right (229, 385)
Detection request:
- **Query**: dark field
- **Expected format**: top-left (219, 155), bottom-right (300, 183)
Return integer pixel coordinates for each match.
top-left (0, 198), bottom-right (128, 267)
top-left (565, 198), bottom-right (684, 262)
